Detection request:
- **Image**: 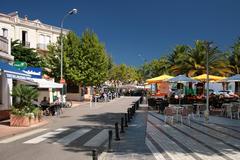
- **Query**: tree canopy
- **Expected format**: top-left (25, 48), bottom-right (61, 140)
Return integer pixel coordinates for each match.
top-left (44, 30), bottom-right (110, 86)
top-left (11, 40), bottom-right (43, 67)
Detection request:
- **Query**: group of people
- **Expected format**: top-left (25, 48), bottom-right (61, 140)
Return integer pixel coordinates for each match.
top-left (37, 96), bottom-right (61, 116)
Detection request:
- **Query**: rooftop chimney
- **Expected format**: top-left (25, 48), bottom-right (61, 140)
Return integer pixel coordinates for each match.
top-left (24, 15), bottom-right (28, 20)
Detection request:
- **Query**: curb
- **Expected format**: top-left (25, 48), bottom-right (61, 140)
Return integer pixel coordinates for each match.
top-left (0, 120), bottom-right (48, 140)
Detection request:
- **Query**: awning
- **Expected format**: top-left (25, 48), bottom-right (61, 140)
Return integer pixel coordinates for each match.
top-left (146, 74), bottom-right (174, 83)
top-left (0, 61), bottom-right (31, 79)
top-left (17, 79), bottom-right (38, 86)
top-left (32, 78), bottom-right (63, 88)
top-left (192, 74), bottom-right (226, 82)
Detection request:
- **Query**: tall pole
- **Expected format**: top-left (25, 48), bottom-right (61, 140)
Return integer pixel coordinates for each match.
top-left (60, 14), bottom-right (68, 115)
top-left (205, 42), bottom-right (209, 122)
top-left (59, 9), bottom-right (78, 115)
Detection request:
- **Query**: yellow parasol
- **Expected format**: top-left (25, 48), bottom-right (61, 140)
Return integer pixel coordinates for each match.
top-left (192, 74), bottom-right (226, 82)
top-left (146, 74), bottom-right (174, 84)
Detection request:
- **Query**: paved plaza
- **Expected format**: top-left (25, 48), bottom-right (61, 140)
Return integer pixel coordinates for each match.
top-left (103, 104), bottom-right (240, 160)
top-left (0, 97), bottom-right (140, 160)
top-left (146, 111), bottom-right (240, 160)
top-left (0, 97), bottom-right (240, 160)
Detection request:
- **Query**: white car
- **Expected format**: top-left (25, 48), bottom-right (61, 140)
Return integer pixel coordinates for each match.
top-left (217, 90), bottom-right (239, 98)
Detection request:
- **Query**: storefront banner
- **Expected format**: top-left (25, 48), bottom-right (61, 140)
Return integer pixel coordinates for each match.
top-left (22, 67), bottom-right (42, 79)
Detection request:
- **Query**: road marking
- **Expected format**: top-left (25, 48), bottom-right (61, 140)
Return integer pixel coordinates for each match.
top-left (84, 129), bottom-right (108, 147)
top-left (54, 128), bottom-right (91, 145)
top-left (145, 137), bottom-right (166, 160)
top-left (23, 128), bottom-right (69, 144)
top-left (0, 128), bottom-right (47, 143)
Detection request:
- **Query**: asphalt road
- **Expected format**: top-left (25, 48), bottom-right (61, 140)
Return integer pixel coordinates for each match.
top-left (0, 97), bottom-right (140, 160)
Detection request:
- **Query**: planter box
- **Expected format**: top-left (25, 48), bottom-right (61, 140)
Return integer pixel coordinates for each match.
top-left (10, 114), bottom-right (30, 127)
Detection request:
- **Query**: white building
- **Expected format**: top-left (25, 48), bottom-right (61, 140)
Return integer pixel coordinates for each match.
top-left (0, 11), bottom-right (70, 120)
top-left (0, 11), bottom-right (68, 51)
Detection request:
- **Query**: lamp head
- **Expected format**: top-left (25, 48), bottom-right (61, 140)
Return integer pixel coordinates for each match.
top-left (68, 8), bottom-right (78, 15)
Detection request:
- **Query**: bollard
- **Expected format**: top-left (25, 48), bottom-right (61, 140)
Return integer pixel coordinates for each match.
top-left (92, 149), bottom-right (98, 160)
top-left (124, 113), bottom-right (128, 127)
top-left (120, 117), bottom-right (125, 133)
top-left (127, 108), bottom-right (131, 122)
top-left (108, 130), bottom-right (113, 152)
top-left (115, 122), bottom-right (120, 141)
top-left (129, 108), bottom-right (133, 119)
top-left (131, 107), bottom-right (134, 116)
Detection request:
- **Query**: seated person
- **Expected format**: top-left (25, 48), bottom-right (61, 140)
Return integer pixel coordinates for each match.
top-left (40, 97), bottom-right (50, 115)
top-left (40, 97), bottom-right (49, 109)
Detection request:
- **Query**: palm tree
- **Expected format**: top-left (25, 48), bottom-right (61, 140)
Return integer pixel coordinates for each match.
top-left (12, 84), bottom-right (39, 110)
top-left (167, 45), bottom-right (190, 76)
top-left (177, 40), bottom-right (230, 77)
top-left (228, 38), bottom-right (240, 93)
top-left (228, 38), bottom-right (240, 74)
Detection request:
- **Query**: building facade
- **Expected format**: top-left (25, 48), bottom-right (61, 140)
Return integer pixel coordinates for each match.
top-left (0, 11), bottom-right (68, 51)
top-left (0, 11), bottom-right (70, 120)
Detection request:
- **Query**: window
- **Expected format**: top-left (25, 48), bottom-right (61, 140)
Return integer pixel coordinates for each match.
top-left (38, 34), bottom-right (51, 50)
top-left (22, 31), bottom-right (28, 43)
top-left (2, 28), bottom-right (8, 38)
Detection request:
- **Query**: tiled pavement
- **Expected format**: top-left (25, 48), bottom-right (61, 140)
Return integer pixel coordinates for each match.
top-left (147, 112), bottom-right (240, 160)
top-left (102, 105), bottom-right (156, 160)
top-left (103, 104), bottom-right (240, 160)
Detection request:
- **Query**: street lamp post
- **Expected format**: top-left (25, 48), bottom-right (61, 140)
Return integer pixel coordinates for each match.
top-left (59, 8), bottom-right (78, 114)
top-left (205, 42), bottom-right (210, 123)
top-left (138, 54), bottom-right (147, 103)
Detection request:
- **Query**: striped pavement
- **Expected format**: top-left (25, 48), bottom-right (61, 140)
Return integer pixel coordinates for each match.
top-left (146, 111), bottom-right (240, 160)
top-left (0, 127), bottom-right (110, 149)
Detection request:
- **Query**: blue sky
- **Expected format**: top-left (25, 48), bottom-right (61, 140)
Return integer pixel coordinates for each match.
top-left (1, 0), bottom-right (240, 66)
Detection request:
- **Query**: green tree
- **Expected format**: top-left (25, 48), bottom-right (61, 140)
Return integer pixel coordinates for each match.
top-left (170, 40), bottom-right (230, 77)
top-left (109, 64), bottom-right (139, 84)
top-left (45, 30), bottom-right (110, 86)
top-left (11, 40), bottom-right (43, 67)
top-left (228, 38), bottom-right (240, 74)
top-left (77, 29), bottom-right (109, 86)
top-left (141, 57), bottom-right (171, 79)
top-left (11, 84), bottom-right (39, 116)
top-left (167, 45), bottom-right (190, 75)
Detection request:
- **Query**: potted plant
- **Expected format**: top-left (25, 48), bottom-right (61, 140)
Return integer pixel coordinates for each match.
top-left (10, 84), bottom-right (40, 127)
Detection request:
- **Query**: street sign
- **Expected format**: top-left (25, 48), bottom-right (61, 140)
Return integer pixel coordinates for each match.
top-left (22, 67), bottom-right (42, 79)
top-left (13, 61), bottom-right (27, 70)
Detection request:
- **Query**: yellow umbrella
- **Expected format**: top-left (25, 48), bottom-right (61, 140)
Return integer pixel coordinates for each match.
top-left (192, 74), bottom-right (226, 82)
top-left (146, 74), bottom-right (174, 83)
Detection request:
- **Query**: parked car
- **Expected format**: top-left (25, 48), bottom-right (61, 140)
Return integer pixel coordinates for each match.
top-left (216, 90), bottom-right (239, 98)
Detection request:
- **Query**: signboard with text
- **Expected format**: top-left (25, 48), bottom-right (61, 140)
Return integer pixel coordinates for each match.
top-left (22, 67), bottom-right (42, 79)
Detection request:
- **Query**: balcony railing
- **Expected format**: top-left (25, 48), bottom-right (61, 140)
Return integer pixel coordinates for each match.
top-left (21, 41), bottom-right (30, 48)
top-left (37, 43), bottom-right (48, 50)
top-left (0, 36), bottom-right (8, 53)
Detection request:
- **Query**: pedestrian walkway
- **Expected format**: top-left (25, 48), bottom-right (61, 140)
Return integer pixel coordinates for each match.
top-left (102, 104), bottom-right (155, 160)
top-left (146, 111), bottom-right (240, 160)
top-left (0, 97), bottom-right (140, 160)
top-left (0, 126), bottom-right (109, 147)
